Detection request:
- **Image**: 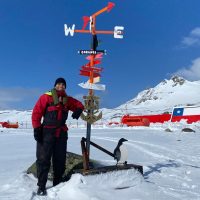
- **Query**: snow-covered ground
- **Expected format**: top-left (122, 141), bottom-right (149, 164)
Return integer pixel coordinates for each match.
top-left (0, 125), bottom-right (200, 200)
top-left (0, 76), bottom-right (200, 199)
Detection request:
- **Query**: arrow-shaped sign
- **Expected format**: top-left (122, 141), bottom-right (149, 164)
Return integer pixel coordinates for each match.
top-left (78, 82), bottom-right (105, 91)
top-left (86, 53), bottom-right (103, 60)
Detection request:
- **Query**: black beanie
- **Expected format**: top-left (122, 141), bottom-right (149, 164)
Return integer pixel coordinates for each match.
top-left (54, 77), bottom-right (66, 88)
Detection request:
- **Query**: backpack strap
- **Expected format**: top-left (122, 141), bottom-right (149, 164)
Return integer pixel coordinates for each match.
top-left (51, 88), bottom-right (59, 105)
top-left (45, 89), bottom-right (68, 105)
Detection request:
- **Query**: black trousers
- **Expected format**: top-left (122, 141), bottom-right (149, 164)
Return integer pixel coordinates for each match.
top-left (36, 128), bottom-right (68, 188)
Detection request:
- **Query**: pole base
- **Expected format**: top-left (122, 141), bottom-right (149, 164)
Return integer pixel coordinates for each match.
top-left (74, 163), bottom-right (143, 175)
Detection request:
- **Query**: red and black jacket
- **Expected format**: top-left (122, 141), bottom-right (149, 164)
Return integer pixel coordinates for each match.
top-left (32, 89), bottom-right (84, 135)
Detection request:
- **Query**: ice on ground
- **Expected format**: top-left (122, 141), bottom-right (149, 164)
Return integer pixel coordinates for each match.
top-left (0, 127), bottom-right (200, 200)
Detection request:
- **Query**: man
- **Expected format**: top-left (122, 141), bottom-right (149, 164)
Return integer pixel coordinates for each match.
top-left (32, 77), bottom-right (84, 195)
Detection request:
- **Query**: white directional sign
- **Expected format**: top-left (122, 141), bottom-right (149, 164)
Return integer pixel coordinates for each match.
top-left (78, 82), bottom-right (105, 91)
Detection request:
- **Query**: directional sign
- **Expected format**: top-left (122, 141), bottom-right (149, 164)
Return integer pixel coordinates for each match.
top-left (78, 82), bottom-right (106, 91)
top-left (86, 53), bottom-right (103, 60)
top-left (81, 66), bottom-right (103, 73)
top-left (78, 50), bottom-right (106, 55)
top-left (85, 60), bottom-right (101, 67)
top-left (80, 70), bottom-right (100, 78)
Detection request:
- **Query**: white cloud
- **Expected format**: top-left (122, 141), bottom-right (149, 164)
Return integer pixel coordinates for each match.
top-left (174, 57), bottom-right (200, 81)
top-left (181, 27), bottom-right (200, 47)
top-left (0, 87), bottom-right (42, 109)
top-left (191, 27), bottom-right (200, 37)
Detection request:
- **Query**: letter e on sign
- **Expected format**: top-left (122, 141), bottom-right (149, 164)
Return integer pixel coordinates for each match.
top-left (114, 26), bottom-right (124, 39)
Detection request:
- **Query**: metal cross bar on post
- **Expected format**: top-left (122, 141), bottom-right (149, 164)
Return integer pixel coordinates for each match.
top-left (64, 2), bottom-right (124, 172)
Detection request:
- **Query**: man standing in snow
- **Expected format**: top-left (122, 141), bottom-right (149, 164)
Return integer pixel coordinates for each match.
top-left (32, 77), bottom-right (84, 195)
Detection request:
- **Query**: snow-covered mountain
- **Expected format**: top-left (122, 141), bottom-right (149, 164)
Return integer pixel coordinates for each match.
top-left (0, 76), bottom-right (200, 124)
top-left (102, 76), bottom-right (200, 122)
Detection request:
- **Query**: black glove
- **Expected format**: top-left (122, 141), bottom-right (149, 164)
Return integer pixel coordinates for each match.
top-left (34, 126), bottom-right (43, 143)
top-left (72, 108), bottom-right (83, 120)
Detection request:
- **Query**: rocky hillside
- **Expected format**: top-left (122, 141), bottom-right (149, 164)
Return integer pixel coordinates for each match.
top-left (102, 76), bottom-right (200, 121)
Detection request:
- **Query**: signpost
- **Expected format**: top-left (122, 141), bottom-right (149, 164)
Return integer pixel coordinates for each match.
top-left (64, 2), bottom-right (124, 171)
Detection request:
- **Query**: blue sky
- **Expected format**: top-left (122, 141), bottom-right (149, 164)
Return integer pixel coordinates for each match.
top-left (0, 0), bottom-right (200, 109)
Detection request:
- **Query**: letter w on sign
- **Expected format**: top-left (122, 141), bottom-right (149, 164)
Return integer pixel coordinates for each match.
top-left (64, 24), bottom-right (75, 36)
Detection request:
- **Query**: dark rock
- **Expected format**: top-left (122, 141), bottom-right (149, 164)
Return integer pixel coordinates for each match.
top-left (181, 128), bottom-right (195, 133)
top-left (27, 152), bottom-right (101, 181)
top-left (163, 111), bottom-right (170, 114)
top-left (171, 76), bottom-right (185, 86)
top-left (165, 128), bottom-right (173, 132)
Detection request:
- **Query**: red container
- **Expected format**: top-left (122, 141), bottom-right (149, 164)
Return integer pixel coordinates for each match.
top-left (121, 115), bottom-right (150, 126)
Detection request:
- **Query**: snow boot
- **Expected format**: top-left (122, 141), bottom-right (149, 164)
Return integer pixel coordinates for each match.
top-left (53, 178), bottom-right (62, 187)
top-left (37, 187), bottom-right (47, 196)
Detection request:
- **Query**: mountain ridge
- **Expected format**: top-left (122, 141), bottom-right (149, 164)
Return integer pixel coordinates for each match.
top-left (102, 76), bottom-right (200, 121)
